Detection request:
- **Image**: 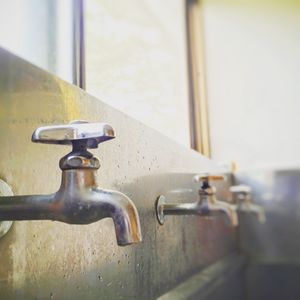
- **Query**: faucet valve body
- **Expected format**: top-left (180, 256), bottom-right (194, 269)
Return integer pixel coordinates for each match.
top-left (230, 185), bottom-right (266, 223)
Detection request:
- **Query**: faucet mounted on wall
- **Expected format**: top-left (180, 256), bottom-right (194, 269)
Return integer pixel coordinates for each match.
top-left (0, 120), bottom-right (142, 246)
top-left (230, 184), bottom-right (266, 223)
top-left (155, 173), bottom-right (238, 226)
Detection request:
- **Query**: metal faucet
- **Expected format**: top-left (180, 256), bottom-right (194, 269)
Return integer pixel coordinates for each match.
top-left (230, 185), bottom-right (266, 223)
top-left (155, 174), bottom-right (238, 226)
top-left (0, 121), bottom-right (142, 246)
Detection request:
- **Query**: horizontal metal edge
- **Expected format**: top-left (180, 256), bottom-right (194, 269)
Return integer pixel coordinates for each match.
top-left (157, 254), bottom-right (246, 300)
top-left (249, 256), bottom-right (300, 266)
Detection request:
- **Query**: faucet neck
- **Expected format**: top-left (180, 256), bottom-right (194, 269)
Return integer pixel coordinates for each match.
top-left (60, 169), bottom-right (98, 191)
top-left (199, 184), bottom-right (217, 204)
top-left (58, 145), bottom-right (100, 191)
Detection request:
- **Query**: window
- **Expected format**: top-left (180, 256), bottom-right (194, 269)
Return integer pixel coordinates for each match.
top-left (0, 0), bottom-right (74, 83)
top-left (0, 0), bottom-right (210, 153)
top-left (85, 0), bottom-right (191, 147)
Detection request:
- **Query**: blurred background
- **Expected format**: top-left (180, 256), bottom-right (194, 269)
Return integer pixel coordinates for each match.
top-left (0, 0), bottom-right (299, 170)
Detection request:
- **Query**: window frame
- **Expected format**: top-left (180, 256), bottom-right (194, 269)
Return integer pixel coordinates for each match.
top-left (185, 0), bottom-right (211, 156)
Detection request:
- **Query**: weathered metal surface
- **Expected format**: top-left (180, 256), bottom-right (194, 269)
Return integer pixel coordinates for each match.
top-left (235, 169), bottom-right (300, 261)
top-left (0, 48), bottom-right (237, 299)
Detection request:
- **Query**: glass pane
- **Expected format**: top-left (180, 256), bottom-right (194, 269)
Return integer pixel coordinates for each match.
top-left (85, 0), bottom-right (190, 147)
top-left (0, 0), bottom-right (73, 83)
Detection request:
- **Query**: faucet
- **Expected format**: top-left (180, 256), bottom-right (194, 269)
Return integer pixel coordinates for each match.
top-left (155, 174), bottom-right (238, 226)
top-left (0, 121), bottom-right (142, 246)
top-left (230, 185), bottom-right (266, 223)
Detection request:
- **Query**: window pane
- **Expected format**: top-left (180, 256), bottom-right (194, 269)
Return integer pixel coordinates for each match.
top-left (85, 0), bottom-right (190, 147)
top-left (0, 0), bottom-right (73, 83)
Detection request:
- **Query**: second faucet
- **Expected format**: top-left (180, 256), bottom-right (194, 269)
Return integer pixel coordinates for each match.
top-left (155, 174), bottom-right (238, 226)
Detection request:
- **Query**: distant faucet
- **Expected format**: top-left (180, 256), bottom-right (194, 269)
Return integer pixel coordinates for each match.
top-left (230, 185), bottom-right (266, 223)
top-left (0, 121), bottom-right (142, 246)
top-left (155, 174), bottom-right (238, 226)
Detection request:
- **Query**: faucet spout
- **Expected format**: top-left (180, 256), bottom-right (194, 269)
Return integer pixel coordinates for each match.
top-left (239, 202), bottom-right (266, 223)
top-left (210, 200), bottom-right (238, 226)
top-left (92, 189), bottom-right (142, 246)
top-left (55, 169), bottom-right (142, 245)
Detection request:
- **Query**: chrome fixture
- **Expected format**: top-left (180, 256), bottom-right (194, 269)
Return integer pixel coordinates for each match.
top-left (230, 185), bottom-right (266, 223)
top-left (0, 121), bottom-right (142, 246)
top-left (156, 174), bottom-right (238, 226)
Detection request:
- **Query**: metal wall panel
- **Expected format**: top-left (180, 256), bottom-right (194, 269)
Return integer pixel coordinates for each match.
top-left (0, 48), bottom-right (237, 299)
top-left (235, 169), bottom-right (300, 261)
top-left (236, 169), bottom-right (300, 300)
